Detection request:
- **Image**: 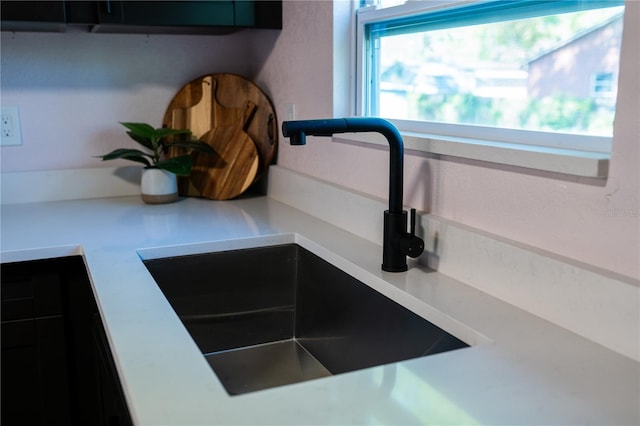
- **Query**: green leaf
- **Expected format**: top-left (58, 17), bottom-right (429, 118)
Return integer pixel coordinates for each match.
top-left (155, 155), bottom-right (193, 176)
top-left (126, 131), bottom-right (154, 151)
top-left (97, 148), bottom-right (153, 167)
top-left (120, 122), bottom-right (156, 140)
top-left (169, 140), bottom-right (216, 154)
top-left (154, 128), bottom-right (192, 139)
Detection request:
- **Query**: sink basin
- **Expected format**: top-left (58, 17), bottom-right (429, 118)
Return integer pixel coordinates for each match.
top-left (143, 243), bottom-right (468, 395)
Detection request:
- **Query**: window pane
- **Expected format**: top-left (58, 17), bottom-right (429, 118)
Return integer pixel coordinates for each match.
top-left (369, 5), bottom-right (624, 137)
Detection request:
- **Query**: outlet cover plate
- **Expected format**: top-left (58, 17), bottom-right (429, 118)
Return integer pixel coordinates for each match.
top-left (1, 106), bottom-right (23, 146)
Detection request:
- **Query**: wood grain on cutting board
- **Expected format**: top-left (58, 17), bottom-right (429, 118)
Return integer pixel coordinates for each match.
top-left (163, 73), bottom-right (277, 199)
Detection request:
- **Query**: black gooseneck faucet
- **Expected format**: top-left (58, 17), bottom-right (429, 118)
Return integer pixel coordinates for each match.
top-left (281, 117), bottom-right (424, 272)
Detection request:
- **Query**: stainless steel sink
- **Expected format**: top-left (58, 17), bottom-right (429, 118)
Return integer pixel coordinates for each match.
top-left (143, 244), bottom-right (468, 395)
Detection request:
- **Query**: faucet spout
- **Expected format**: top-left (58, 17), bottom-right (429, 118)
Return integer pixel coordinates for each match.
top-left (282, 118), bottom-right (404, 214)
top-left (282, 117), bottom-right (424, 272)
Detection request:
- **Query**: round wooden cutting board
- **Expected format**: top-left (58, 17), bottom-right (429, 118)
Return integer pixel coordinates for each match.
top-left (191, 126), bottom-right (259, 201)
top-left (163, 73), bottom-right (277, 199)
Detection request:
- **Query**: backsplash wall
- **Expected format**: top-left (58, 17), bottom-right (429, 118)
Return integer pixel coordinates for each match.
top-left (1, 1), bottom-right (638, 281)
top-left (0, 28), bottom-right (262, 172)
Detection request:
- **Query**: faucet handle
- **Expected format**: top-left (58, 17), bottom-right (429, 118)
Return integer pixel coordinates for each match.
top-left (399, 209), bottom-right (424, 259)
top-left (410, 208), bottom-right (417, 236)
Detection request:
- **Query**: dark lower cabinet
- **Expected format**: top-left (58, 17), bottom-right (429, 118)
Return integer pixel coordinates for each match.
top-left (1, 256), bottom-right (132, 426)
top-left (92, 314), bottom-right (132, 426)
top-left (1, 317), bottom-right (71, 424)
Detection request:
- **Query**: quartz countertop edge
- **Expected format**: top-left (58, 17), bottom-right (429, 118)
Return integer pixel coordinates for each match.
top-left (1, 195), bottom-right (638, 425)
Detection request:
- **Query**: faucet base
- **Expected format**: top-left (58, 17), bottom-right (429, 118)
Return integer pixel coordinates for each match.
top-left (382, 210), bottom-right (408, 272)
top-left (382, 264), bottom-right (409, 273)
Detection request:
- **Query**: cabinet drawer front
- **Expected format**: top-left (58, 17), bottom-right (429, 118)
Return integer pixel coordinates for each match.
top-left (1, 267), bottom-right (63, 321)
top-left (1, 316), bottom-right (64, 348)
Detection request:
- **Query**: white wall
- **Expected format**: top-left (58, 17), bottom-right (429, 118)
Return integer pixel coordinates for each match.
top-left (0, 28), bottom-right (268, 171)
top-left (255, 0), bottom-right (639, 280)
top-left (1, 1), bottom-right (638, 280)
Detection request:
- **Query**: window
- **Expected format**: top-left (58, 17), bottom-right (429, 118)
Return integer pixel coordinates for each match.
top-left (356, 0), bottom-right (625, 153)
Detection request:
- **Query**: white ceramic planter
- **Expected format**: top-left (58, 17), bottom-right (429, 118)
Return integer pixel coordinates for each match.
top-left (140, 168), bottom-right (178, 204)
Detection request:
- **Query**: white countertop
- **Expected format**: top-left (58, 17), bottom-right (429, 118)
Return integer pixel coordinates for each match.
top-left (1, 192), bottom-right (638, 425)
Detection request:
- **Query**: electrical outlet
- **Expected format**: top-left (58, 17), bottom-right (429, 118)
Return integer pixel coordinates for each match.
top-left (1, 106), bottom-right (23, 146)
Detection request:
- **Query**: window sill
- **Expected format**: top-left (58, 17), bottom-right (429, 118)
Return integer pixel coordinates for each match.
top-left (334, 131), bottom-right (609, 178)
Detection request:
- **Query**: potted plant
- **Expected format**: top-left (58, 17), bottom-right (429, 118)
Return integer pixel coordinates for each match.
top-left (97, 122), bottom-right (214, 204)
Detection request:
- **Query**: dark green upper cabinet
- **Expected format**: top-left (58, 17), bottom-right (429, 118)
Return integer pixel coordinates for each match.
top-left (120, 2), bottom-right (236, 26)
top-left (2, 1), bottom-right (282, 34)
top-left (1, 1), bottom-right (66, 31)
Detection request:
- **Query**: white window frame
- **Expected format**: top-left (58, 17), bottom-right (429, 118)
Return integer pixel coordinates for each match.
top-left (349, 0), bottom-right (622, 178)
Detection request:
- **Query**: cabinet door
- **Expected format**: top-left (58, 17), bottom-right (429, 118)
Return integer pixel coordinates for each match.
top-left (92, 314), bottom-right (133, 426)
top-left (1, 270), bottom-right (63, 322)
top-left (0, 260), bottom-right (70, 425)
top-left (99, 1), bottom-right (282, 29)
top-left (3, 0), bottom-right (281, 32)
top-left (120, 1), bottom-right (235, 27)
top-left (1, 317), bottom-right (70, 426)
top-left (0, 1), bottom-right (66, 31)
top-left (96, 0), bottom-right (124, 24)
top-left (246, 1), bottom-right (282, 29)
top-left (0, 1), bottom-right (65, 22)
top-left (1, 256), bottom-right (131, 426)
